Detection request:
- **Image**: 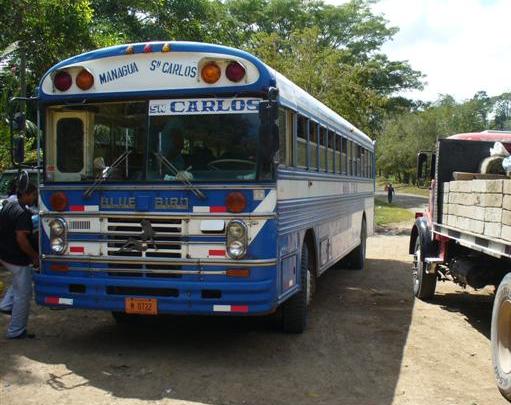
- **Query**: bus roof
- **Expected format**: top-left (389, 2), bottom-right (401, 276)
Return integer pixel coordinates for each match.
top-left (39, 41), bottom-right (373, 148)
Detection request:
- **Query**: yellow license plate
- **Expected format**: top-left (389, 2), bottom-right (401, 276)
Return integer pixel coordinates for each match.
top-left (125, 298), bottom-right (158, 315)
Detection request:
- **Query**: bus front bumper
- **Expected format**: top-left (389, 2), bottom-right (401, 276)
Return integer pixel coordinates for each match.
top-left (33, 273), bottom-right (278, 316)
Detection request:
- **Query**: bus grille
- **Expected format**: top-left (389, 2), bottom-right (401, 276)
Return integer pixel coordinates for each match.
top-left (105, 217), bottom-right (183, 259)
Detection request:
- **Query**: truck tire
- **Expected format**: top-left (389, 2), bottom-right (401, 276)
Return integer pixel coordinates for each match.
top-left (412, 237), bottom-right (436, 300)
top-left (344, 217), bottom-right (367, 271)
top-left (282, 242), bottom-right (313, 333)
top-left (492, 273), bottom-right (511, 401)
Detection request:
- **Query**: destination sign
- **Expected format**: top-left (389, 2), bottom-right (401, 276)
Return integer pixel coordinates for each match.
top-left (40, 52), bottom-right (260, 97)
top-left (149, 98), bottom-right (261, 116)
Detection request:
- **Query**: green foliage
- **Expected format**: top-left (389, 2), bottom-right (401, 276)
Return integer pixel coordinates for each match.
top-left (1, 0), bottom-right (510, 183)
top-left (374, 198), bottom-right (414, 226)
top-left (376, 91), bottom-right (511, 183)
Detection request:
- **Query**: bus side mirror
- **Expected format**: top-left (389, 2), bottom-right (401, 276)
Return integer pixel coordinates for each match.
top-left (12, 112), bottom-right (26, 131)
top-left (416, 152), bottom-right (434, 188)
top-left (12, 136), bottom-right (25, 166)
top-left (10, 112), bottom-right (26, 166)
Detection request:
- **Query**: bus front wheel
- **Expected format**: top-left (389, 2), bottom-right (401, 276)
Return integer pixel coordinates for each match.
top-left (492, 273), bottom-right (511, 401)
top-left (281, 242), bottom-right (313, 333)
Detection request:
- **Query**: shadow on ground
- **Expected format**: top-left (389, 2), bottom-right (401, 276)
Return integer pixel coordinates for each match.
top-left (430, 288), bottom-right (494, 340)
top-left (0, 257), bottom-right (414, 405)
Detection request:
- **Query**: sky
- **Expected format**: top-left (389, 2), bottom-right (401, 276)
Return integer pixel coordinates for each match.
top-left (327, 0), bottom-right (511, 102)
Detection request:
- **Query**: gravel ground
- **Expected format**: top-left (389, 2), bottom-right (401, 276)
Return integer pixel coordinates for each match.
top-left (0, 234), bottom-right (507, 405)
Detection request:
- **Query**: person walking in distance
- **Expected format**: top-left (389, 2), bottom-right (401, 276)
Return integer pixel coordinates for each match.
top-left (386, 183), bottom-right (395, 204)
top-left (0, 183), bottom-right (39, 339)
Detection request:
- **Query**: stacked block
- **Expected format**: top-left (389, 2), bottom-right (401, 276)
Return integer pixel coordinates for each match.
top-left (442, 179), bottom-right (507, 240)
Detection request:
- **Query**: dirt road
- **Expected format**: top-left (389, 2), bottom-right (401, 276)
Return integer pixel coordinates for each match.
top-left (0, 235), bottom-right (507, 405)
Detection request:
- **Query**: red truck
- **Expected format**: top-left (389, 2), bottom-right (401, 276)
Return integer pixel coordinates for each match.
top-left (411, 131), bottom-right (511, 402)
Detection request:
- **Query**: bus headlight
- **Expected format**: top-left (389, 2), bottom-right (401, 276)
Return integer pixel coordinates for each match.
top-left (49, 218), bottom-right (66, 236)
top-left (49, 217), bottom-right (67, 254)
top-left (50, 237), bottom-right (66, 254)
top-left (226, 220), bottom-right (247, 259)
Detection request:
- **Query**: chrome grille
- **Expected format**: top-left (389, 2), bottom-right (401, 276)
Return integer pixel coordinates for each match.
top-left (105, 217), bottom-right (183, 259)
top-left (106, 263), bottom-right (182, 278)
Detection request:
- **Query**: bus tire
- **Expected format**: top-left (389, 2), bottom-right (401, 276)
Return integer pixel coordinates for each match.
top-left (281, 242), bottom-right (313, 333)
top-left (492, 273), bottom-right (511, 401)
top-left (412, 237), bottom-right (436, 300)
top-left (344, 217), bottom-right (367, 271)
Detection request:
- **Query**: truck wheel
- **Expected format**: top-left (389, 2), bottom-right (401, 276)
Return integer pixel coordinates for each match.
top-left (282, 242), bottom-right (313, 333)
top-left (492, 273), bottom-right (511, 401)
top-left (344, 217), bottom-right (367, 271)
top-left (412, 237), bottom-right (436, 300)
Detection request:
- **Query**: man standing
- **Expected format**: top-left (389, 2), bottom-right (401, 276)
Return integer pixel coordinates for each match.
top-left (387, 183), bottom-right (395, 204)
top-left (0, 183), bottom-right (38, 339)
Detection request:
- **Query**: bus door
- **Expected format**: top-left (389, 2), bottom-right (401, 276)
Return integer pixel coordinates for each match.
top-left (48, 111), bottom-right (93, 182)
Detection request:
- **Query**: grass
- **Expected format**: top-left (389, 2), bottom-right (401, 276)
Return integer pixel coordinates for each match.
top-left (376, 178), bottom-right (430, 197)
top-left (374, 198), bottom-right (415, 226)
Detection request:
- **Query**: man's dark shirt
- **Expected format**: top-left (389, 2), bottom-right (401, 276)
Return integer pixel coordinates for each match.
top-left (0, 201), bottom-right (33, 265)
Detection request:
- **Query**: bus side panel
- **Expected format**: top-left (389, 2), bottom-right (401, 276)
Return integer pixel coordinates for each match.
top-left (277, 232), bottom-right (301, 300)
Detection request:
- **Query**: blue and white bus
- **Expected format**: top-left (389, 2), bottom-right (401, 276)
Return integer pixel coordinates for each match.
top-left (31, 41), bottom-right (374, 332)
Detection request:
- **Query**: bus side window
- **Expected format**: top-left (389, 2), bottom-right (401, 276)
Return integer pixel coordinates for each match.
top-left (278, 108), bottom-right (287, 165)
top-left (309, 122), bottom-right (318, 170)
top-left (347, 140), bottom-right (352, 176)
top-left (341, 137), bottom-right (347, 175)
top-left (356, 144), bottom-right (359, 176)
top-left (286, 110), bottom-right (294, 166)
top-left (296, 115), bottom-right (307, 168)
top-left (335, 133), bottom-right (342, 174)
top-left (353, 143), bottom-right (358, 176)
top-left (365, 149), bottom-right (370, 178)
top-left (360, 147), bottom-right (365, 177)
top-left (328, 131), bottom-right (335, 173)
top-left (57, 118), bottom-right (84, 173)
top-left (319, 126), bottom-right (327, 171)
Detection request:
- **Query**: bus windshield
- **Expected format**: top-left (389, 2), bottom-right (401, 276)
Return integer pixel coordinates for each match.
top-left (47, 101), bottom-right (267, 182)
top-left (148, 113), bottom-right (259, 181)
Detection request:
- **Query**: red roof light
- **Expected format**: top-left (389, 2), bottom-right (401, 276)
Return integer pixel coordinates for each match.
top-left (226, 61), bottom-right (246, 82)
top-left (54, 71), bottom-right (72, 92)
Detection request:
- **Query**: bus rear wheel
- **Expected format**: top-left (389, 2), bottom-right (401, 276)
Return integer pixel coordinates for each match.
top-left (343, 217), bottom-right (367, 271)
top-left (281, 241), bottom-right (314, 333)
top-left (492, 273), bottom-right (511, 401)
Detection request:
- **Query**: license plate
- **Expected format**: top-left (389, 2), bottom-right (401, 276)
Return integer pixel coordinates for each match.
top-left (125, 298), bottom-right (158, 315)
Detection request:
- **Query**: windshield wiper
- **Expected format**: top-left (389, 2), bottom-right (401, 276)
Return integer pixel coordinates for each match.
top-left (154, 152), bottom-right (206, 200)
top-left (83, 151), bottom-right (131, 198)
